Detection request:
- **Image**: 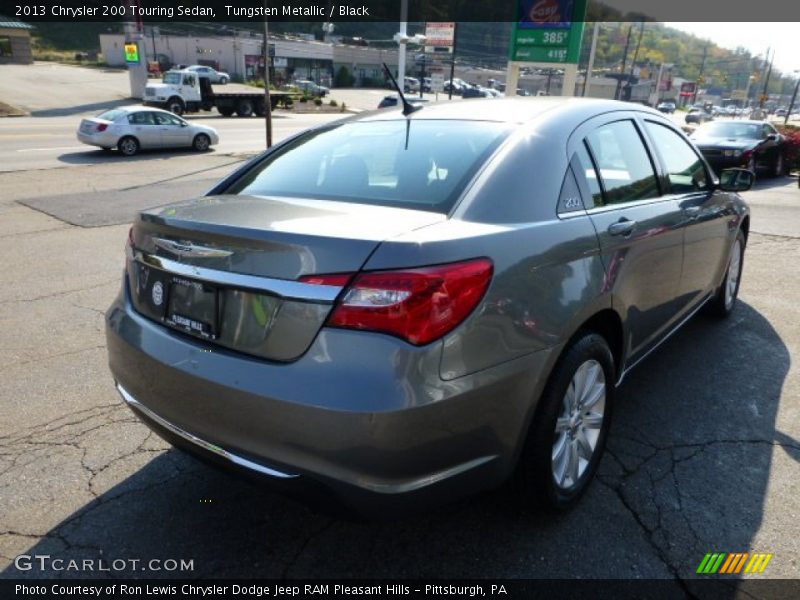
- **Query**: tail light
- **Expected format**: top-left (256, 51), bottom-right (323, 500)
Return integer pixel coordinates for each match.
top-left (303, 258), bottom-right (493, 345)
top-left (96, 123), bottom-right (108, 132)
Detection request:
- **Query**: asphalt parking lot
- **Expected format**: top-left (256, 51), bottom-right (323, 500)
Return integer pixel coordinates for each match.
top-left (1, 62), bottom-right (799, 591)
top-left (0, 141), bottom-right (798, 589)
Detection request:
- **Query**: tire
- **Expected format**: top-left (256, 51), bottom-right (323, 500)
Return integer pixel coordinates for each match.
top-left (772, 152), bottom-right (785, 178)
top-left (515, 332), bottom-right (615, 512)
top-left (167, 98), bottom-right (184, 116)
top-left (192, 133), bottom-right (211, 152)
top-left (218, 106), bottom-right (234, 117)
top-left (117, 136), bottom-right (139, 157)
top-left (236, 99), bottom-right (254, 117)
top-left (705, 229), bottom-right (746, 318)
top-left (746, 155), bottom-right (756, 175)
top-left (219, 77), bottom-right (229, 85)
top-left (253, 100), bottom-right (266, 117)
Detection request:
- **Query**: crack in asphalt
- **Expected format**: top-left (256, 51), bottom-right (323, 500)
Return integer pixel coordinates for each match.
top-left (0, 277), bottom-right (119, 306)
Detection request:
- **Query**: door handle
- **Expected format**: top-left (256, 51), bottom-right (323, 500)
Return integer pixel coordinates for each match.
top-left (608, 219), bottom-right (636, 237)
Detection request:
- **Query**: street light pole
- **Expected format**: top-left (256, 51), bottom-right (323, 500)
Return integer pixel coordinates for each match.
top-left (397, 0), bottom-right (408, 88)
top-left (263, 0), bottom-right (273, 148)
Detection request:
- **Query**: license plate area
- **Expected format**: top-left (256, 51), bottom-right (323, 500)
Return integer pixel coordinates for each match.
top-left (164, 276), bottom-right (219, 340)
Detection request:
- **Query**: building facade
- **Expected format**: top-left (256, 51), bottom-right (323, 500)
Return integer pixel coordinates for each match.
top-left (100, 32), bottom-right (399, 87)
top-left (0, 17), bottom-right (33, 65)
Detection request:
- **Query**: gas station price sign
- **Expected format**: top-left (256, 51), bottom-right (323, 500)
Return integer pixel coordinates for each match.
top-left (510, 0), bottom-right (587, 63)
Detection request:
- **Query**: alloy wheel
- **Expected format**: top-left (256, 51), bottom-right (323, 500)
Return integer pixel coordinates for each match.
top-left (725, 238), bottom-right (742, 310)
top-left (552, 359), bottom-right (606, 490)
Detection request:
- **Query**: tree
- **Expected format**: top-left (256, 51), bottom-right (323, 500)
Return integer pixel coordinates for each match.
top-left (334, 66), bottom-right (355, 88)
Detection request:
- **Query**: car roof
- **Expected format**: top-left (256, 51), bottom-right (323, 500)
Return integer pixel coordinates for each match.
top-left (102, 105), bottom-right (176, 115)
top-left (354, 97), bottom-right (663, 126)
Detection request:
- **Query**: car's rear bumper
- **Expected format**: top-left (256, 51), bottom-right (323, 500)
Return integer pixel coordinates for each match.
top-left (106, 276), bottom-right (554, 515)
top-left (77, 131), bottom-right (117, 148)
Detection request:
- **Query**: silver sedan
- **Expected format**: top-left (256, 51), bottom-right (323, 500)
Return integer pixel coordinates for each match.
top-left (77, 106), bottom-right (219, 156)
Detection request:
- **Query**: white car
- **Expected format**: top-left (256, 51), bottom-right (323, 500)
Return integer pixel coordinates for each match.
top-left (186, 65), bottom-right (230, 84)
top-left (77, 106), bottom-right (219, 156)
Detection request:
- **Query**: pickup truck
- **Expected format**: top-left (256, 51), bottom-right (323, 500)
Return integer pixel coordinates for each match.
top-left (143, 69), bottom-right (290, 117)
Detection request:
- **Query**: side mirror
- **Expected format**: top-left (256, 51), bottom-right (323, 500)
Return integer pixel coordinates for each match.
top-left (719, 168), bottom-right (754, 192)
top-left (180, 121), bottom-right (188, 127)
top-left (766, 133), bottom-right (777, 141)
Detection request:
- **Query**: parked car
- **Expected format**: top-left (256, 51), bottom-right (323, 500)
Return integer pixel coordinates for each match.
top-left (461, 85), bottom-right (492, 99)
top-left (107, 99), bottom-right (751, 515)
top-left (186, 65), bottom-right (230, 85)
top-left (377, 95), bottom-right (429, 109)
top-left (294, 79), bottom-right (329, 97)
top-left (444, 78), bottom-right (467, 95)
top-left (77, 106), bottom-right (219, 156)
top-left (774, 108), bottom-right (788, 118)
top-left (690, 120), bottom-right (787, 177)
top-left (685, 108), bottom-right (714, 124)
top-left (403, 76), bottom-right (420, 93)
top-left (656, 101), bottom-right (676, 114)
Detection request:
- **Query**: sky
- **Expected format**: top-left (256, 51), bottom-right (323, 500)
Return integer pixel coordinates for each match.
top-left (665, 23), bottom-right (800, 76)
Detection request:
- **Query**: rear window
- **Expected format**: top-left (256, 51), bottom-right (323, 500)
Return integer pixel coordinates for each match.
top-left (96, 109), bottom-right (125, 122)
top-left (224, 120), bottom-right (511, 213)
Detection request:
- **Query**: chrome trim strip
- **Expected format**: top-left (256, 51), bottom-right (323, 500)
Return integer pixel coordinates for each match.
top-left (152, 238), bottom-right (234, 259)
top-left (133, 250), bottom-right (342, 303)
top-left (617, 292), bottom-right (713, 386)
top-left (116, 383), bottom-right (299, 479)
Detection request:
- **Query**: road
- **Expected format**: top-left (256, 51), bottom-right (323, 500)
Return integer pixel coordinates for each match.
top-left (0, 112), bottom-right (345, 173)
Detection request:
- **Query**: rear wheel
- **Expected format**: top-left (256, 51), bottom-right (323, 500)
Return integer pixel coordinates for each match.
top-left (515, 332), bottom-right (615, 511)
top-left (254, 100), bottom-right (266, 117)
top-left (192, 133), bottom-right (211, 152)
top-left (118, 136), bottom-right (139, 157)
top-left (167, 97), bottom-right (184, 116)
top-left (219, 76), bottom-right (229, 85)
top-left (705, 230), bottom-right (745, 318)
top-left (218, 106), bottom-right (234, 117)
top-left (236, 99), bottom-right (254, 117)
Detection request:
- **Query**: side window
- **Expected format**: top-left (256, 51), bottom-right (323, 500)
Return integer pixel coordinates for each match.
top-left (762, 124), bottom-right (775, 138)
top-left (573, 143), bottom-right (603, 208)
top-left (155, 113), bottom-right (183, 126)
top-left (644, 121), bottom-right (708, 193)
top-left (585, 120), bottom-right (660, 206)
top-left (128, 112), bottom-right (155, 125)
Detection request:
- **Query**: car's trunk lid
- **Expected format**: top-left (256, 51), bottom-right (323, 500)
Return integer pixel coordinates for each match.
top-left (79, 118), bottom-right (113, 134)
top-left (128, 194), bottom-right (445, 361)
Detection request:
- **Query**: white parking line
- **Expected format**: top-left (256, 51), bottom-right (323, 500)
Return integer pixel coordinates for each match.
top-left (16, 146), bottom-right (87, 153)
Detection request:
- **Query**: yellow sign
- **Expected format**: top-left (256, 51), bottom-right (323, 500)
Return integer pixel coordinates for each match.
top-left (124, 43), bottom-right (139, 64)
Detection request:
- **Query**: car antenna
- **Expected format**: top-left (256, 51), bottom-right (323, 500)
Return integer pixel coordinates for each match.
top-left (382, 62), bottom-right (421, 117)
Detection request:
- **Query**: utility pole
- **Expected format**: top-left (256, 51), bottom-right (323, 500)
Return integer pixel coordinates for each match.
top-left (786, 72), bottom-right (799, 125)
top-left (448, 22), bottom-right (458, 100)
top-left (760, 48), bottom-right (774, 108)
top-left (263, 0), bottom-right (272, 148)
top-left (693, 44), bottom-right (708, 105)
top-left (583, 21), bottom-right (599, 97)
top-left (616, 24), bottom-right (633, 100)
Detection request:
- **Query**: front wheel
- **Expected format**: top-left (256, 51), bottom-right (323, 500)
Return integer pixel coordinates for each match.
top-left (705, 230), bottom-right (745, 318)
top-left (515, 332), bottom-right (615, 511)
top-left (219, 77), bottom-right (229, 85)
top-left (772, 153), bottom-right (785, 178)
top-left (167, 98), bottom-right (184, 116)
top-left (192, 133), bottom-right (211, 152)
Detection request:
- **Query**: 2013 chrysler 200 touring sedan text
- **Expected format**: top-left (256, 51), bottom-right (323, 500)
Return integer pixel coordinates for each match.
top-left (106, 98), bottom-right (752, 514)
